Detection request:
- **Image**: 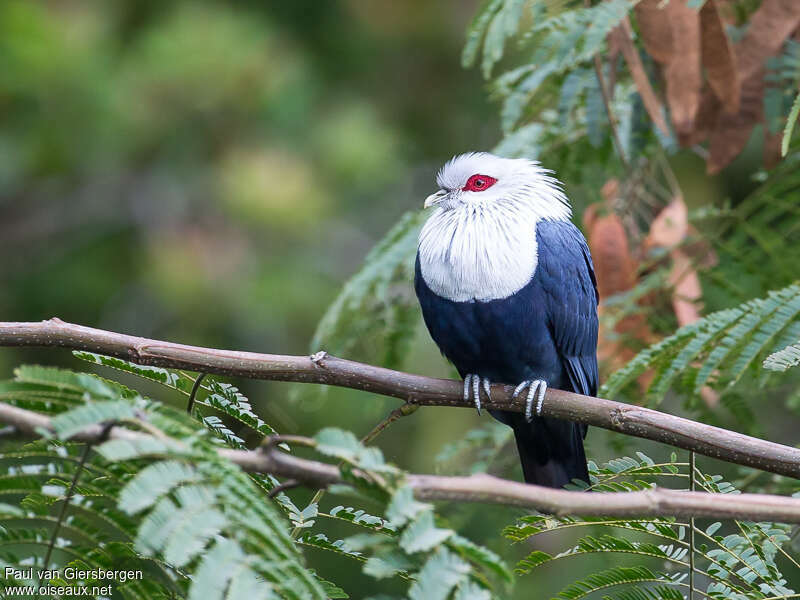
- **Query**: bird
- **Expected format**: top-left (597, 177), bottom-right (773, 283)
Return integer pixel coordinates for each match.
top-left (414, 152), bottom-right (598, 489)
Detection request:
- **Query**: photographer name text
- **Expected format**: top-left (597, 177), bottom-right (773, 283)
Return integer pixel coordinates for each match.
top-left (4, 567), bottom-right (143, 583)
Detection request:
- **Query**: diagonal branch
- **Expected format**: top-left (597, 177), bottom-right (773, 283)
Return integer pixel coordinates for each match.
top-left (0, 319), bottom-right (799, 479)
top-left (0, 398), bottom-right (799, 523)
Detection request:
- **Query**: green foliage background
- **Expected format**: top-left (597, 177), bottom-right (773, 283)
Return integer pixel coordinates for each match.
top-left (2, 0), bottom-right (800, 598)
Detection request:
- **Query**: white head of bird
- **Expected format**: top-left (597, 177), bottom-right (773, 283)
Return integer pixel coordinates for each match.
top-left (418, 152), bottom-right (572, 303)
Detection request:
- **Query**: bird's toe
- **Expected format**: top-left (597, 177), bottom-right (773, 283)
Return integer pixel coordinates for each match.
top-left (463, 373), bottom-right (489, 416)
top-left (514, 379), bottom-right (548, 422)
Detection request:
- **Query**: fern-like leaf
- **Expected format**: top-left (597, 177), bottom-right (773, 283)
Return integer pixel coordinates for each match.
top-left (764, 340), bottom-right (800, 371)
top-left (601, 283), bottom-right (800, 405)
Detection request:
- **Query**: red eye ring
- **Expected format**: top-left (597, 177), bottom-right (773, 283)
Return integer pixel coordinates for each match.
top-left (462, 174), bottom-right (497, 192)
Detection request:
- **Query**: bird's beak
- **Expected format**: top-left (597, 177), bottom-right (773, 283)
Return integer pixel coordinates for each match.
top-left (424, 189), bottom-right (447, 209)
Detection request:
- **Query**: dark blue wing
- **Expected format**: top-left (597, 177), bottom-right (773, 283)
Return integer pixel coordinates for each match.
top-left (535, 220), bottom-right (599, 399)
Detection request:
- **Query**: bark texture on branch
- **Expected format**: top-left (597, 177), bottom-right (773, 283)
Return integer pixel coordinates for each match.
top-left (0, 319), bottom-right (799, 479)
top-left (0, 400), bottom-right (799, 523)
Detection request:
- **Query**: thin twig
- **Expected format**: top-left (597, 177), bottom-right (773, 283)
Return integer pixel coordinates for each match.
top-left (267, 479), bottom-right (300, 498)
top-left (593, 54), bottom-right (629, 170)
top-left (585, 0), bottom-right (629, 170)
top-left (41, 442), bottom-right (92, 580)
top-left (186, 372), bottom-right (206, 415)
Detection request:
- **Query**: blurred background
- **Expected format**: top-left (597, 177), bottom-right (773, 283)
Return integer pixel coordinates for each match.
top-left (0, 1), bottom-right (501, 592)
top-left (3, 1), bottom-right (797, 596)
top-left (0, 0), bottom-right (495, 364)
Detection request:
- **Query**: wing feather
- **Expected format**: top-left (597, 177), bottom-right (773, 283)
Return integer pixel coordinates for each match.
top-left (536, 221), bottom-right (599, 400)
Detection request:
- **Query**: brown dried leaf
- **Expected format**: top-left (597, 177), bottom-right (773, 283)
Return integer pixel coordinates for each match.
top-left (700, 0), bottom-right (740, 114)
top-left (634, 0), bottom-right (673, 63)
top-left (601, 178), bottom-right (620, 203)
top-left (665, 1), bottom-right (702, 141)
top-left (700, 387), bottom-right (720, 408)
top-left (706, 71), bottom-right (763, 173)
top-left (587, 209), bottom-right (638, 301)
top-left (644, 196), bottom-right (688, 251)
top-left (610, 17), bottom-right (669, 135)
top-left (736, 0), bottom-right (800, 80)
top-left (683, 86), bottom-right (721, 146)
top-left (669, 249), bottom-right (702, 327)
top-left (706, 0), bottom-right (800, 172)
top-left (585, 203), bottom-right (653, 376)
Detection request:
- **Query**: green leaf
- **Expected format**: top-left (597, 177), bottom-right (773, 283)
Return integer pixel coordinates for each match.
top-left (75, 352), bottom-right (280, 440)
top-left (603, 587), bottom-right (684, 600)
top-left (449, 534), bottom-right (513, 583)
top-left (162, 506), bottom-right (228, 567)
top-left (72, 352), bottom-right (192, 392)
top-left (327, 505), bottom-right (395, 532)
top-left (118, 460), bottom-right (200, 514)
top-left (189, 539), bottom-right (253, 600)
top-left (500, 62), bottom-right (558, 132)
top-left (515, 534), bottom-right (687, 576)
top-left (407, 548), bottom-right (470, 600)
top-left (96, 436), bottom-right (180, 462)
top-left (225, 565), bottom-right (277, 600)
top-left (385, 486), bottom-right (428, 528)
top-left (454, 580), bottom-right (491, 600)
top-left (462, 0), bottom-right (504, 69)
top-left (480, 0), bottom-right (527, 78)
top-left (492, 122), bottom-right (545, 158)
top-left (554, 565), bottom-right (678, 599)
top-left (399, 511), bottom-right (453, 553)
top-left (0, 363), bottom-right (327, 599)
top-left (297, 532), bottom-right (366, 564)
top-left (311, 572), bottom-right (349, 599)
top-left (314, 427), bottom-right (393, 472)
top-left (200, 379), bottom-right (278, 439)
top-left (50, 399), bottom-right (137, 439)
top-left (363, 551), bottom-right (413, 580)
top-left (764, 340), bottom-right (800, 371)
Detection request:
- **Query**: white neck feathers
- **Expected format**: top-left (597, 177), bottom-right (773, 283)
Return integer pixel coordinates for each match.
top-left (420, 201), bottom-right (561, 302)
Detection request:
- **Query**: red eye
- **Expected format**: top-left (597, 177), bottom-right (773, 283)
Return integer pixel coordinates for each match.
top-left (462, 174), bottom-right (497, 192)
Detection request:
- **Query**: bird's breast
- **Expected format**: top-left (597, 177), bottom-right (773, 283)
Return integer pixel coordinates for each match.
top-left (417, 206), bottom-right (539, 302)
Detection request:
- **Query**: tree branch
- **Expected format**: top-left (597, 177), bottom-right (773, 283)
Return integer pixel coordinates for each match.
top-left (0, 319), bottom-right (799, 480)
top-left (0, 399), bottom-right (799, 523)
top-left (243, 446), bottom-right (800, 523)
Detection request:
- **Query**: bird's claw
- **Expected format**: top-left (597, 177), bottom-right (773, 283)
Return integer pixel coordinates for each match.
top-left (463, 374), bottom-right (490, 416)
top-left (513, 379), bottom-right (547, 422)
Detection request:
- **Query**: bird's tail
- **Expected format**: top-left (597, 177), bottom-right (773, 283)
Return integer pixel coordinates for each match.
top-left (511, 414), bottom-right (589, 489)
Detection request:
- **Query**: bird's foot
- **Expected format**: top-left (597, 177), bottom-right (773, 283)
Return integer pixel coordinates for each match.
top-left (463, 374), bottom-right (491, 416)
top-left (513, 380), bottom-right (547, 422)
